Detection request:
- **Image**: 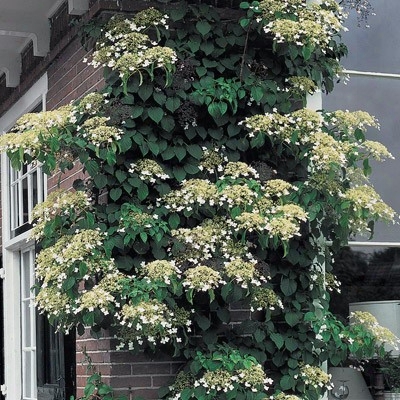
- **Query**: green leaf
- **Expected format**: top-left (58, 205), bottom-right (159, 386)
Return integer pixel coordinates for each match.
top-left (169, 6), bottom-right (187, 22)
top-left (153, 91), bottom-right (167, 105)
top-left (85, 160), bottom-right (99, 176)
top-left (363, 158), bottom-right (372, 176)
top-left (196, 314), bottom-right (211, 330)
top-left (270, 333), bottom-right (284, 349)
top-left (281, 277), bottom-right (297, 296)
top-left (180, 388), bottom-right (192, 400)
top-left (138, 84), bottom-right (153, 101)
top-left (187, 144), bottom-right (203, 159)
top-left (168, 213), bottom-right (180, 229)
top-left (148, 141), bottom-right (160, 156)
top-left (280, 375), bottom-right (295, 391)
top-left (83, 312), bottom-right (95, 327)
top-left (94, 174), bottom-right (108, 189)
top-left (138, 183), bottom-right (149, 201)
top-left (302, 45), bottom-right (312, 60)
top-left (285, 311), bottom-right (301, 327)
top-left (174, 147), bottom-right (187, 161)
top-left (200, 41), bottom-right (215, 55)
top-left (63, 277), bottom-right (76, 291)
top-left (254, 329), bottom-right (266, 343)
top-left (115, 170), bottom-right (126, 183)
top-left (173, 166), bottom-right (186, 182)
top-left (161, 116), bottom-right (175, 132)
top-left (131, 106), bottom-right (144, 119)
top-left (110, 187), bottom-right (122, 201)
top-left (208, 102), bottom-right (221, 118)
top-left (216, 308), bottom-right (230, 324)
top-left (196, 66), bottom-right (207, 77)
top-left (251, 86), bottom-right (264, 102)
top-left (285, 337), bottom-right (298, 352)
top-left (165, 97), bottom-right (181, 113)
top-left (196, 20), bottom-right (212, 36)
top-left (148, 107), bottom-right (164, 123)
top-left (140, 232), bottom-right (148, 242)
top-left (240, 18), bottom-right (250, 28)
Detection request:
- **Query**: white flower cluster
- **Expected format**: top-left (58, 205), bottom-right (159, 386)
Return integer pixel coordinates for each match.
top-left (224, 258), bottom-right (266, 288)
top-left (78, 116), bottom-right (123, 146)
top-left (199, 146), bottom-right (228, 173)
top-left (192, 364), bottom-right (273, 395)
top-left (85, 12), bottom-right (177, 82)
top-left (259, 0), bottom-right (346, 51)
top-left (162, 179), bottom-right (218, 212)
top-left (296, 364), bottom-right (333, 390)
top-left (0, 105), bottom-right (74, 155)
top-left (183, 265), bottom-right (226, 292)
top-left (243, 108), bottom-right (394, 184)
top-left (350, 311), bottom-right (400, 349)
top-left (343, 185), bottom-right (397, 234)
top-left (35, 230), bottom-right (119, 324)
top-left (129, 158), bottom-right (170, 183)
top-left (140, 260), bottom-right (181, 285)
top-left (115, 299), bottom-right (192, 348)
top-left (30, 189), bottom-right (92, 240)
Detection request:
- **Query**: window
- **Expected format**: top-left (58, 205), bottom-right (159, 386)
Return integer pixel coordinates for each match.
top-left (9, 106), bottom-right (46, 239)
top-left (0, 73), bottom-right (76, 400)
top-left (322, 1), bottom-right (400, 317)
top-left (21, 248), bottom-right (37, 400)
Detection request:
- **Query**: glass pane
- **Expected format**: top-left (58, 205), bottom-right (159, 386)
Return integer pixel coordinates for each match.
top-left (22, 176), bottom-right (28, 224)
top-left (323, 76), bottom-right (400, 242)
top-left (331, 246), bottom-right (400, 318)
top-left (23, 351), bottom-right (32, 399)
top-left (342, 0), bottom-right (400, 73)
top-left (11, 183), bottom-right (19, 230)
top-left (32, 170), bottom-right (38, 209)
top-left (22, 301), bottom-right (32, 347)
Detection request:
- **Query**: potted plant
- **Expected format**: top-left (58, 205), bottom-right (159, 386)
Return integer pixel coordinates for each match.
top-left (379, 353), bottom-right (400, 400)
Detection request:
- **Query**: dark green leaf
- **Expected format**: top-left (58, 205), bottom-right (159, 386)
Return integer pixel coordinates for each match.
top-left (148, 107), bottom-right (164, 123)
top-left (110, 187), bottom-right (122, 201)
top-left (165, 97), bottom-right (181, 113)
top-left (196, 314), bottom-right (211, 330)
top-left (196, 20), bottom-right (211, 36)
top-left (281, 277), bottom-right (297, 296)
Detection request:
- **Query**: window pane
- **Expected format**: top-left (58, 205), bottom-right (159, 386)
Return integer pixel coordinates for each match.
top-left (331, 246), bottom-right (400, 317)
top-left (20, 249), bottom-right (36, 400)
top-left (342, 0), bottom-right (400, 73)
top-left (23, 351), bottom-right (32, 399)
top-left (323, 76), bottom-right (400, 242)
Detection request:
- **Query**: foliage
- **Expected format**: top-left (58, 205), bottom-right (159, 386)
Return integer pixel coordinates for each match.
top-left (306, 310), bottom-right (399, 369)
top-left (379, 353), bottom-right (400, 392)
top-left (73, 350), bottom-right (127, 400)
top-left (0, 1), bottom-right (397, 399)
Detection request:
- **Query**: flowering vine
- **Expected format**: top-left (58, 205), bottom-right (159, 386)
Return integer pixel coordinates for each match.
top-left (0, 1), bottom-right (397, 399)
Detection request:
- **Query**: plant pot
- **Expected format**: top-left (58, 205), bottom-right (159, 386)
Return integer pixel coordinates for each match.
top-left (384, 392), bottom-right (400, 400)
top-left (328, 367), bottom-right (373, 399)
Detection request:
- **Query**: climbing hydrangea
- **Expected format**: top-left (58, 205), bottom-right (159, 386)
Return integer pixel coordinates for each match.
top-left (30, 189), bottom-right (92, 240)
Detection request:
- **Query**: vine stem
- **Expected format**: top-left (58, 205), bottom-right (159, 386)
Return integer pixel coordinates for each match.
top-left (240, 18), bottom-right (253, 83)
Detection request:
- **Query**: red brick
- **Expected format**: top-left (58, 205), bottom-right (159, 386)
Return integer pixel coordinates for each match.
top-left (131, 363), bottom-right (172, 376)
top-left (152, 375), bottom-right (175, 388)
top-left (109, 364), bottom-right (132, 376)
top-left (110, 375), bottom-right (152, 389)
top-left (129, 388), bottom-right (160, 399)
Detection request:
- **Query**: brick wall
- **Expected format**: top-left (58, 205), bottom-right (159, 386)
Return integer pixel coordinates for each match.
top-left (75, 329), bottom-right (184, 399)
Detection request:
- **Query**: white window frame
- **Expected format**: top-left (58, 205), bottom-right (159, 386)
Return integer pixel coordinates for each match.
top-left (0, 73), bottom-right (48, 400)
